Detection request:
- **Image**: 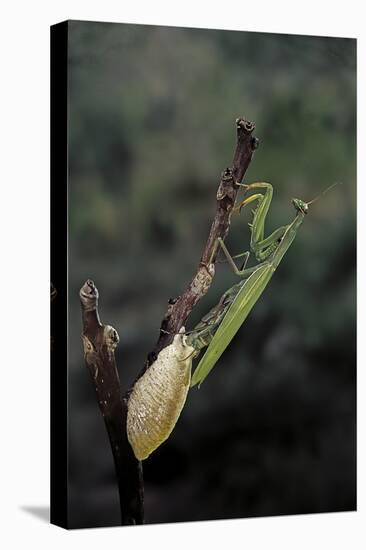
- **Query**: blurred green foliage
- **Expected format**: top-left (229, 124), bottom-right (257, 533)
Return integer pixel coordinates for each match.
top-left (67, 21), bottom-right (356, 527)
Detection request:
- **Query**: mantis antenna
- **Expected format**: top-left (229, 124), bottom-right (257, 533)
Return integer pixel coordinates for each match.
top-left (306, 181), bottom-right (342, 206)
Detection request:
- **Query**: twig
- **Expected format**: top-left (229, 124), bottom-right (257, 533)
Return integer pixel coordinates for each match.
top-left (80, 280), bottom-right (143, 525)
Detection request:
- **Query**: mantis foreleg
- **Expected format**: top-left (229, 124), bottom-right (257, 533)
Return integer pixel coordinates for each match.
top-left (238, 182), bottom-right (287, 261)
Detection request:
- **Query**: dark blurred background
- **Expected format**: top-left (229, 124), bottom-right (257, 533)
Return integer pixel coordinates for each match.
top-left (67, 21), bottom-right (356, 528)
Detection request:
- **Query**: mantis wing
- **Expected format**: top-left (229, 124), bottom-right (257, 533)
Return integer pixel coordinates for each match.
top-left (190, 263), bottom-right (273, 387)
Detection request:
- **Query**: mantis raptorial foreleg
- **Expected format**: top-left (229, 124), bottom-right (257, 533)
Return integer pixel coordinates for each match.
top-left (237, 182), bottom-right (288, 262)
top-left (209, 182), bottom-right (288, 277)
top-left (210, 182), bottom-right (286, 276)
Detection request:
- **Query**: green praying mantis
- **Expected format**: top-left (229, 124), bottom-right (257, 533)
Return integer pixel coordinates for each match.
top-left (188, 181), bottom-right (339, 387)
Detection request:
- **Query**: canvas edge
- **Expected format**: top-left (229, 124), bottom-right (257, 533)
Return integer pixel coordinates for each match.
top-left (50, 20), bottom-right (69, 530)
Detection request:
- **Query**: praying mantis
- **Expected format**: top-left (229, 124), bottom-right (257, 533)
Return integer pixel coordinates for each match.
top-left (188, 181), bottom-right (338, 387)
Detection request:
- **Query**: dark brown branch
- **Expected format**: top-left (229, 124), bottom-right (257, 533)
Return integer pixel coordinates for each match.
top-left (134, 117), bottom-right (258, 381)
top-left (80, 280), bottom-right (143, 525)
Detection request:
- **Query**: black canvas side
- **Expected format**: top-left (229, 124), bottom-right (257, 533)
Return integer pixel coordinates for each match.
top-left (50, 20), bottom-right (69, 529)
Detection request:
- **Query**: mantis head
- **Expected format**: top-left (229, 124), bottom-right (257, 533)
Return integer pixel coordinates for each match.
top-left (292, 182), bottom-right (341, 215)
top-left (291, 198), bottom-right (309, 214)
